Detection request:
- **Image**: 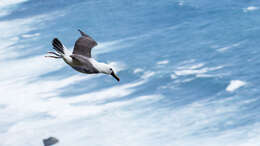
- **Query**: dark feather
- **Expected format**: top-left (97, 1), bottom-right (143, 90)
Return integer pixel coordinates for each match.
top-left (72, 30), bottom-right (97, 58)
top-left (52, 38), bottom-right (64, 54)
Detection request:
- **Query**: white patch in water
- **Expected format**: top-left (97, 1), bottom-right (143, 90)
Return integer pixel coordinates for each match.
top-left (177, 63), bottom-right (204, 70)
top-left (107, 61), bottom-right (126, 73)
top-left (170, 74), bottom-right (177, 79)
top-left (141, 71), bottom-right (155, 79)
top-left (178, 0), bottom-right (184, 6)
top-left (133, 68), bottom-right (144, 74)
top-left (21, 33), bottom-right (40, 38)
top-left (157, 60), bottom-right (169, 65)
top-left (243, 6), bottom-right (259, 12)
top-left (0, 0), bottom-right (28, 17)
top-left (226, 80), bottom-right (246, 92)
top-left (174, 65), bottom-right (223, 76)
top-left (217, 43), bottom-right (241, 52)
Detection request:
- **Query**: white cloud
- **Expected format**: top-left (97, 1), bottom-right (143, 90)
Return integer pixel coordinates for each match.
top-left (226, 80), bottom-right (246, 92)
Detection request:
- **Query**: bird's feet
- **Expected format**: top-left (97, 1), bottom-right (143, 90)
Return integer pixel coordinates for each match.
top-left (45, 51), bottom-right (62, 59)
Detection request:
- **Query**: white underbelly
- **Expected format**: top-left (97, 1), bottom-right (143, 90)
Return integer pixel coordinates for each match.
top-left (63, 55), bottom-right (73, 66)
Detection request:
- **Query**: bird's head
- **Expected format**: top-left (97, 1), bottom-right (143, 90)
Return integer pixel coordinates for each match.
top-left (109, 67), bottom-right (120, 82)
top-left (100, 64), bottom-right (120, 82)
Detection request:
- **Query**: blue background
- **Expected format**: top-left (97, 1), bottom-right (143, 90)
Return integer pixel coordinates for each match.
top-left (0, 0), bottom-right (260, 145)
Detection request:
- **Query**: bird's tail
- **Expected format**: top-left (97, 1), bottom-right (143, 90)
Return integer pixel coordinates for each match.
top-left (52, 38), bottom-right (65, 55)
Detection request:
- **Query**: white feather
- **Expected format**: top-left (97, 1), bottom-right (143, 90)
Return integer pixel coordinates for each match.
top-left (89, 58), bottom-right (112, 74)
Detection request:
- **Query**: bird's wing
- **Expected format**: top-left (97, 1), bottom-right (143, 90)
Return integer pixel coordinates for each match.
top-left (72, 29), bottom-right (97, 58)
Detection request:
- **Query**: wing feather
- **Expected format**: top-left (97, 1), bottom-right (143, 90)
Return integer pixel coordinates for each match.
top-left (72, 29), bottom-right (97, 58)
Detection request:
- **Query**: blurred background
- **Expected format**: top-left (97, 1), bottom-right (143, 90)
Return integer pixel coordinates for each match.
top-left (0, 0), bottom-right (260, 145)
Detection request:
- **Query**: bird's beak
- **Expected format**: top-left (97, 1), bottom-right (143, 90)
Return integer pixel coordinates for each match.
top-left (111, 71), bottom-right (120, 82)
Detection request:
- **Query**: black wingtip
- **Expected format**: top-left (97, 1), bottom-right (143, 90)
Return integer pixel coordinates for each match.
top-left (78, 29), bottom-right (85, 36)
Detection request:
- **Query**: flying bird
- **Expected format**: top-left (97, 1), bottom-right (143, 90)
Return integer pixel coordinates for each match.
top-left (45, 29), bottom-right (120, 82)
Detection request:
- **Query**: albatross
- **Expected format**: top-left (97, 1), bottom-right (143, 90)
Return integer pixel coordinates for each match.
top-left (45, 29), bottom-right (120, 82)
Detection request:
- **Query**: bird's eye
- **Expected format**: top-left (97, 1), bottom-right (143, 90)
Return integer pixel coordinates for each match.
top-left (110, 68), bottom-right (113, 71)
